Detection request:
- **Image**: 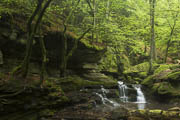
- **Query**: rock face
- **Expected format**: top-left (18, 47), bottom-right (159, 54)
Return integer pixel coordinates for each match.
top-left (142, 64), bottom-right (180, 101)
top-left (123, 62), bottom-right (159, 84)
top-left (0, 50), bottom-right (3, 65)
top-left (0, 81), bottom-right (69, 120)
top-left (0, 16), bottom-right (108, 80)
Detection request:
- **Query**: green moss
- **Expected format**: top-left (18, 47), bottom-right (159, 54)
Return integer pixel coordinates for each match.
top-left (142, 75), bottom-right (155, 87)
top-left (154, 64), bottom-right (170, 75)
top-left (152, 82), bottom-right (175, 95)
top-left (52, 76), bottom-right (117, 92)
top-left (121, 54), bottom-right (131, 70)
top-left (134, 77), bottom-right (142, 83)
top-left (139, 110), bottom-right (146, 114)
top-left (149, 109), bottom-right (162, 114)
top-left (138, 72), bottom-right (148, 78)
top-left (167, 71), bottom-right (180, 80)
top-left (80, 38), bottom-right (105, 50)
top-left (124, 62), bottom-right (158, 74)
top-left (124, 62), bottom-right (149, 74)
top-left (152, 83), bottom-right (160, 92)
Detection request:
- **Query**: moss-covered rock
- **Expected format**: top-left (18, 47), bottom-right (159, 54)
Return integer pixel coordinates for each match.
top-left (124, 62), bottom-right (159, 84)
top-left (0, 80), bottom-right (69, 119)
top-left (50, 75), bottom-right (117, 92)
top-left (141, 75), bottom-right (155, 87)
top-left (127, 109), bottom-right (180, 120)
top-left (141, 64), bottom-right (180, 101)
top-left (167, 71), bottom-right (180, 81)
top-left (154, 64), bottom-right (171, 75)
top-left (124, 62), bottom-right (150, 74)
top-left (152, 82), bottom-right (175, 96)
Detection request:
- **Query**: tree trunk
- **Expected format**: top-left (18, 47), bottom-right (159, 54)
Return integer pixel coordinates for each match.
top-left (92, 0), bottom-right (96, 42)
top-left (59, 0), bottom-right (81, 77)
top-left (12, 0), bottom-right (52, 81)
top-left (164, 13), bottom-right (178, 63)
top-left (60, 29), bottom-right (67, 77)
top-left (149, 0), bottom-right (156, 73)
top-left (106, 0), bottom-right (110, 19)
top-left (39, 31), bottom-right (47, 86)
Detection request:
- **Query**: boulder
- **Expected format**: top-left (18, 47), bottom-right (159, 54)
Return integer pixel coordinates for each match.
top-left (168, 107), bottom-right (180, 111)
top-left (127, 109), bottom-right (180, 120)
top-left (124, 62), bottom-right (159, 83)
top-left (142, 64), bottom-right (180, 100)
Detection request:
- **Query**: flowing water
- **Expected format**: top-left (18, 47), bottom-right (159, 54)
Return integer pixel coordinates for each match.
top-left (96, 86), bottom-right (120, 107)
top-left (95, 81), bottom-right (147, 110)
top-left (133, 84), bottom-right (146, 109)
top-left (118, 81), bottom-right (128, 102)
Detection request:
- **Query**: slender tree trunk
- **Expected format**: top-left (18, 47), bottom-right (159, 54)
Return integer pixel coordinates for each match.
top-left (39, 29), bottom-right (47, 86)
top-left (92, 0), bottom-right (96, 42)
top-left (149, 0), bottom-right (156, 73)
top-left (60, 27), bottom-right (67, 77)
top-left (18, 0), bottom-right (44, 78)
top-left (60, 0), bottom-right (81, 77)
top-left (152, 0), bottom-right (156, 61)
top-left (164, 28), bottom-right (174, 63)
top-left (12, 0), bottom-right (52, 81)
top-left (164, 12), bottom-right (178, 63)
top-left (106, 0), bottom-right (110, 19)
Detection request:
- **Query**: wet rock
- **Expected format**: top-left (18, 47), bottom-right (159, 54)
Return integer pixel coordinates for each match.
top-left (142, 64), bottom-right (180, 101)
top-left (110, 107), bottom-right (128, 120)
top-left (168, 107), bottom-right (180, 111)
top-left (9, 29), bottom-right (18, 40)
top-left (127, 109), bottom-right (180, 120)
top-left (0, 50), bottom-right (3, 65)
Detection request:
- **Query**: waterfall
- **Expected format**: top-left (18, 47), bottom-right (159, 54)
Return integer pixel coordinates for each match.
top-left (95, 86), bottom-right (119, 107)
top-left (118, 81), bottom-right (128, 102)
top-left (133, 85), bottom-right (146, 109)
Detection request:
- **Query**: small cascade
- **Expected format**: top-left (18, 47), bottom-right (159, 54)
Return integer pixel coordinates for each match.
top-left (118, 81), bottom-right (128, 102)
top-left (133, 84), bottom-right (146, 109)
top-left (95, 86), bottom-right (119, 107)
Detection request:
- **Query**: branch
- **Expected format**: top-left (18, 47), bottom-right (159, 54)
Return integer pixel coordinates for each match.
top-left (34, 0), bottom-right (52, 34)
top-left (27, 0), bottom-right (44, 34)
top-left (67, 28), bottom-right (91, 59)
top-left (64, 0), bottom-right (81, 26)
top-left (86, 0), bottom-right (93, 12)
top-left (166, 18), bottom-right (172, 30)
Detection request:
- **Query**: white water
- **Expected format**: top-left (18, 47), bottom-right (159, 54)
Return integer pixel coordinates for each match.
top-left (133, 85), bottom-right (146, 109)
top-left (95, 86), bottom-right (120, 107)
top-left (118, 81), bottom-right (128, 102)
top-left (95, 82), bottom-right (146, 110)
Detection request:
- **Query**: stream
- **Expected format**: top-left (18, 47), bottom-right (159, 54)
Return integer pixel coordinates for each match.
top-left (55, 80), bottom-right (180, 120)
top-left (94, 81), bottom-right (147, 110)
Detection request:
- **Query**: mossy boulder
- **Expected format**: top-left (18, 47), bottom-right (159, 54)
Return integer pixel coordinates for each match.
top-left (127, 109), bottom-right (180, 120)
top-left (141, 75), bottom-right (155, 87)
top-left (152, 82), bottom-right (176, 96)
top-left (124, 62), bottom-right (149, 73)
top-left (167, 71), bottom-right (180, 82)
top-left (52, 75), bottom-right (117, 92)
top-left (124, 62), bottom-right (159, 83)
top-left (142, 64), bottom-right (180, 100)
top-left (0, 80), bottom-right (69, 119)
